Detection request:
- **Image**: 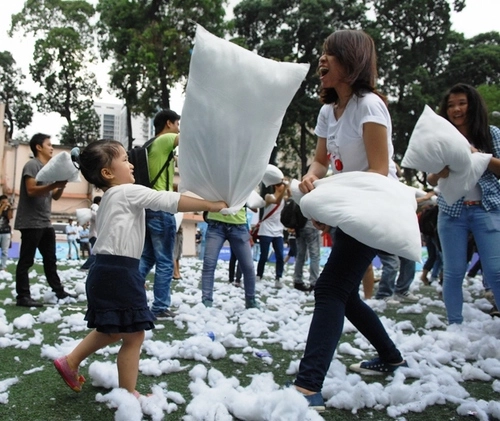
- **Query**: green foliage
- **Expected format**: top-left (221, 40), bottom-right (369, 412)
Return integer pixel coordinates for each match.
top-left (9, 0), bottom-right (100, 146)
top-left (0, 51), bottom-right (33, 139)
top-left (232, 0), bottom-right (369, 178)
top-left (97, 0), bottom-right (228, 148)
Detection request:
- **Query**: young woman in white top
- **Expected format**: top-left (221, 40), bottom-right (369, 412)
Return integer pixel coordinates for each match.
top-left (292, 29), bottom-right (407, 411)
top-left (54, 140), bottom-right (226, 397)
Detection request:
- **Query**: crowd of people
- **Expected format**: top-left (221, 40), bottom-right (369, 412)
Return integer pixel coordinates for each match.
top-left (6, 27), bottom-right (499, 412)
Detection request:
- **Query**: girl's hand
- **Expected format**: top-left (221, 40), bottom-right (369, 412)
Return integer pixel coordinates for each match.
top-left (312, 219), bottom-right (330, 233)
top-left (210, 201), bottom-right (229, 212)
top-left (299, 174), bottom-right (319, 194)
top-left (436, 166), bottom-right (450, 179)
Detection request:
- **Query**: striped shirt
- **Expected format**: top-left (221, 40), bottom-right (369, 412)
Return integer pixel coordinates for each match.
top-left (438, 125), bottom-right (500, 217)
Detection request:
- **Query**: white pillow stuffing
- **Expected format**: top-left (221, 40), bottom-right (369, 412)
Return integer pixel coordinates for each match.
top-left (35, 152), bottom-right (80, 183)
top-left (401, 105), bottom-right (491, 205)
top-left (297, 172), bottom-right (422, 262)
top-left (178, 25), bottom-right (309, 214)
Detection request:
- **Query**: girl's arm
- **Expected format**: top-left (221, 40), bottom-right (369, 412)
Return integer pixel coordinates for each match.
top-left (300, 137), bottom-right (330, 193)
top-left (265, 183), bottom-right (287, 206)
top-left (363, 122), bottom-right (389, 176)
top-left (177, 195), bottom-right (227, 213)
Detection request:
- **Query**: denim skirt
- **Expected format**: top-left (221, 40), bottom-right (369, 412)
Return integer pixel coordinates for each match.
top-left (85, 254), bottom-right (155, 333)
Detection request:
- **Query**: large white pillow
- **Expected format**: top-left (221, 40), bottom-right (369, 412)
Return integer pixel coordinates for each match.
top-left (262, 164), bottom-right (284, 187)
top-left (35, 152), bottom-right (80, 183)
top-left (298, 172), bottom-right (421, 262)
top-left (75, 208), bottom-right (92, 225)
top-left (246, 190), bottom-right (266, 209)
top-left (401, 105), bottom-right (491, 206)
top-left (178, 25), bottom-right (309, 214)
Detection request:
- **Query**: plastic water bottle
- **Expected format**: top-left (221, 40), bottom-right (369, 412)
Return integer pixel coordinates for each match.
top-left (206, 331), bottom-right (216, 341)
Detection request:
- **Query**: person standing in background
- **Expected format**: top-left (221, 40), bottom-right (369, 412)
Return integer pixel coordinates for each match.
top-left (66, 218), bottom-right (79, 260)
top-left (80, 196), bottom-right (101, 271)
top-left (15, 133), bottom-right (74, 307)
top-left (428, 83), bottom-right (500, 323)
top-left (0, 195), bottom-right (13, 271)
top-left (139, 109), bottom-right (180, 320)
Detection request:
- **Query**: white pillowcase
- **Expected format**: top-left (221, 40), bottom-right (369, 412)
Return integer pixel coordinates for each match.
top-left (75, 208), bottom-right (92, 225)
top-left (178, 25), bottom-right (309, 214)
top-left (35, 152), bottom-right (80, 183)
top-left (401, 105), bottom-right (491, 206)
top-left (262, 164), bottom-right (284, 187)
top-left (297, 172), bottom-right (421, 262)
top-left (246, 190), bottom-right (266, 209)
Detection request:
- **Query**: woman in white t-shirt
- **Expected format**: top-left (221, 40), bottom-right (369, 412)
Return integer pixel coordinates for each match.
top-left (291, 29), bottom-right (407, 411)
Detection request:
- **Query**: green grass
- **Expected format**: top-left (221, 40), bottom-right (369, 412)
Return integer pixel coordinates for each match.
top-left (0, 260), bottom-right (497, 421)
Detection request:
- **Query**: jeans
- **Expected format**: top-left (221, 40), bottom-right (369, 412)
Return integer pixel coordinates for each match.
top-left (294, 222), bottom-right (321, 285)
top-left (201, 221), bottom-right (256, 302)
top-left (423, 235), bottom-right (443, 279)
top-left (375, 252), bottom-right (399, 298)
top-left (16, 227), bottom-right (65, 300)
top-left (294, 229), bottom-right (402, 392)
top-left (139, 210), bottom-right (176, 314)
top-left (229, 249), bottom-right (242, 283)
top-left (0, 232), bottom-right (10, 270)
top-left (67, 239), bottom-right (79, 259)
top-left (256, 235), bottom-right (284, 279)
top-left (438, 207), bottom-right (500, 324)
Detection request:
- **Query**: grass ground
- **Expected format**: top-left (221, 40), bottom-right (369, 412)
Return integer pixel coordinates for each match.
top-left (0, 259), bottom-right (497, 421)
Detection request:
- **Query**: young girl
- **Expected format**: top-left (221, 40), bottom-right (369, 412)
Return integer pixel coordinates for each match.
top-left (54, 140), bottom-right (227, 396)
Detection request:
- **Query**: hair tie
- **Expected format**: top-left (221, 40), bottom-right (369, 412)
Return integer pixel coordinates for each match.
top-left (70, 147), bottom-right (81, 169)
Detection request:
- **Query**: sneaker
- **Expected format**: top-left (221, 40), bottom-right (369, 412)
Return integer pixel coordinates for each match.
top-left (490, 304), bottom-right (500, 318)
top-left (349, 357), bottom-right (408, 375)
top-left (54, 356), bottom-right (86, 392)
top-left (294, 283), bottom-right (310, 292)
top-left (202, 299), bottom-right (213, 308)
top-left (275, 279), bottom-right (284, 289)
top-left (302, 392), bottom-right (325, 412)
top-left (377, 296), bottom-right (400, 305)
top-left (16, 298), bottom-right (43, 307)
top-left (395, 291), bottom-right (419, 302)
top-left (154, 309), bottom-right (177, 319)
top-left (234, 281), bottom-right (242, 288)
top-left (256, 276), bottom-right (262, 282)
top-left (56, 291), bottom-right (77, 299)
top-left (245, 297), bottom-right (260, 309)
top-left (484, 290), bottom-right (496, 306)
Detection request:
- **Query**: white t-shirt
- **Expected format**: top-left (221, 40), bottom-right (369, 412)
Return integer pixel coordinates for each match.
top-left (93, 184), bottom-right (181, 259)
top-left (258, 199), bottom-right (284, 237)
top-left (314, 92), bottom-right (398, 179)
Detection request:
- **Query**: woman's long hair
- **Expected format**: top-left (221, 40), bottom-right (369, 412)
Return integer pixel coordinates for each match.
top-left (319, 29), bottom-right (387, 106)
top-left (438, 83), bottom-right (492, 153)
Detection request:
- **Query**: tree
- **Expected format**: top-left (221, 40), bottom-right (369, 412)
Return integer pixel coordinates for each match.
top-left (97, 0), bottom-right (228, 149)
top-left (9, 0), bottom-right (101, 145)
top-left (232, 0), bottom-right (369, 178)
top-left (0, 51), bottom-right (33, 140)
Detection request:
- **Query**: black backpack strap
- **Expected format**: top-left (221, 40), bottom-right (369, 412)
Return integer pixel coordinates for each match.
top-left (150, 150), bottom-right (175, 189)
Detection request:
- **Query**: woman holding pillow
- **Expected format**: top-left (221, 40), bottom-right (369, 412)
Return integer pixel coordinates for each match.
top-left (428, 83), bottom-right (500, 324)
top-left (291, 29), bottom-right (407, 411)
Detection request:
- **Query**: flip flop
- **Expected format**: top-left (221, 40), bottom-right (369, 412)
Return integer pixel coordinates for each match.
top-left (54, 356), bottom-right (86, 392)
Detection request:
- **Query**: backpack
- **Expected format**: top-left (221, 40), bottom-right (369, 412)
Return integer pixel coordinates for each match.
top-left (128, 137), bottom-right (174, 189)
top-left (280, 199), bottom-right (307, 230)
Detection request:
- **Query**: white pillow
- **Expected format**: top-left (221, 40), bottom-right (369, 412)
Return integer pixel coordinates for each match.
top-left (178, 25), bottom-right (309, 214)
top-left (75, 208), bottom-right (92, 226)
top-left (262, 164), bottom-right (284, 187)
top-left (246, 190), bottom-right (266, 209)
top-left (298, 172), bottom-right (422, 262)
top-left (35, 151), bottom-right (80, 183)
top-left (401, 105), bottom-right (491, 205)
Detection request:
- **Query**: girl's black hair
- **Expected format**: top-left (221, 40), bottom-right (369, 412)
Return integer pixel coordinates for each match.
top-left (438, 83), bottom-right (492, 153)
top-left (71, 140), bottom-right (124, 190)
top-left (319, 29), bottom-right (387, 106)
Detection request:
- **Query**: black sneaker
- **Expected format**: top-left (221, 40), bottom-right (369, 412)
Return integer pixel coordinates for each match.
top-left (154, 309), bottom-right (177, 320)
top-left (56, 291), bottom-right (77, 299)
top-left (16, 298), bottom-right (43, 307)
top-left (294, 283), bottom-right (310, 292)
top-left (349, 357), bottom-right (408, 375)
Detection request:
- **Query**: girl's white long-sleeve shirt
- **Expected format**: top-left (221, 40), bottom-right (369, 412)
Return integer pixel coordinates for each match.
top-left (93, 184), bottom-right (181, 259)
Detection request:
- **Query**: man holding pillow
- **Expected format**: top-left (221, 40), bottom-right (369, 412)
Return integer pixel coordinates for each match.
top-left (15, 133), bottom-right (75, 307)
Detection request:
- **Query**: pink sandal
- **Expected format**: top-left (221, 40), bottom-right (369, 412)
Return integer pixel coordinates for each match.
top-left (54, 356), bottom-right (86, 392)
